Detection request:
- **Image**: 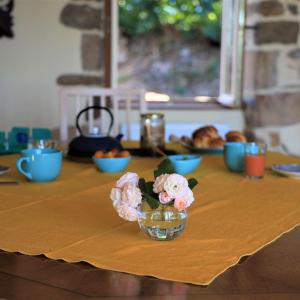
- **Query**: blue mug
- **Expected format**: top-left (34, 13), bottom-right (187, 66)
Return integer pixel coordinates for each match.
top-left (16, 148), bottom-right (62, 182)
top-left (224, 142), bottom-right (246, 172)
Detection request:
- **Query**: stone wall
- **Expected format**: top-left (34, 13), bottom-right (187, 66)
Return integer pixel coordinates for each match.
top-left (54, 0), bottom-right (300, 152)
top-left (243, 0), bottom-right (300, 153)
top-left (57, 0), bottom-right (104, 86)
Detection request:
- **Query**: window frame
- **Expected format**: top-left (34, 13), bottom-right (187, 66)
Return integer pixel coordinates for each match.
top-left (108, 0), bottom-right (246, 109)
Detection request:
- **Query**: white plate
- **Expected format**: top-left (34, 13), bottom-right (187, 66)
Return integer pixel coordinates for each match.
top-left (272, 164), bottom-right (300, 179)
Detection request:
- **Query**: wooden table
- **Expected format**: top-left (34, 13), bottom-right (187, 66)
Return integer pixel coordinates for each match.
top-left (1, 225), bottom-right (300, 299)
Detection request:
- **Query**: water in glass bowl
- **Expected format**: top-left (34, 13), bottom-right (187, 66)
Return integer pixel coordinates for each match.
top-left (137, 204), bottom-right (187, 241)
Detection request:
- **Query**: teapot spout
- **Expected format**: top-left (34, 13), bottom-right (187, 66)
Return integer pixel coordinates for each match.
top-left (115, 134), bottom-right (123, 142)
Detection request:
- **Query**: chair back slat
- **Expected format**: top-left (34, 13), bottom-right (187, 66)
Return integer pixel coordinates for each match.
top-left (87, 96), bottom-right (94, 134)
top-left (59, 87), bottom-right (146, 143)
top-left (125, 97), bottom-right (131, 141)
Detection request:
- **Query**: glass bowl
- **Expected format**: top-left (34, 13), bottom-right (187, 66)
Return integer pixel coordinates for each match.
top-left (137, 204), bottom-right (187, 241)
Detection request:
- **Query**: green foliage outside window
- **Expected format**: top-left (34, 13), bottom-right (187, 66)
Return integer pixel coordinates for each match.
top-left (119, 0), bottom-right (221, 42)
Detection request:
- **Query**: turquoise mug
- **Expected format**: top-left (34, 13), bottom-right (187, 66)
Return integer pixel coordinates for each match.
top-left (16, 148), bottom-right (62, 182)
top-left (224, 142), bottom-right (246, 172)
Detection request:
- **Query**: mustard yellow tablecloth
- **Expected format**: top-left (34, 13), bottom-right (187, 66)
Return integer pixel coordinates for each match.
top-left (0, 146), bottom-right (300, 285)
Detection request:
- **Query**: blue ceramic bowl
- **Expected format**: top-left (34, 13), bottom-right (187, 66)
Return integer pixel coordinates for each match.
top-left (168, 154), bottom-right (202, 175)
top-left (93, 156), bottom-right (131, 173)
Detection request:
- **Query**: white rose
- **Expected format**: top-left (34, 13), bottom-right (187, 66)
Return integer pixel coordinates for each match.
top-left (116, 172), bottom-right (139, 189)
top-left (121, 183), bottom-right (142, 208)
top-left (164, 174), bottom-right (189, 198)
top-left (185, 187), bottom-right (195, 206)
top-left (115, 202), bottom-right (139, 221)
top-left (110, 187), bottom-right (122, 207)
top-left (153, 174), bottom-right (169, 194)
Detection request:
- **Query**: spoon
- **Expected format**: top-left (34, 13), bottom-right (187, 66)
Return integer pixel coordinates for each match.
top-left (0, 180), bottom-right (19, 185)
top-left (0, 165), bottom-right (10, 175)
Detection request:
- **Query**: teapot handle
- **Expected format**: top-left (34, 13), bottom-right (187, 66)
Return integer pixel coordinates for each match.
top-left (75, 105), bottom-right (114, 136)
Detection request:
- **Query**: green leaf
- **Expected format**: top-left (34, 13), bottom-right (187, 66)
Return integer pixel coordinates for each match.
top-left (138, 178), bottom-right (147, 194)
top-left (145, 181), bottom-right (156, 197)
top-left (188, 178), bottom-right (198, 190)
top-left (154, 159), bottom-right (175, 178)
top-left (144, 193), bottom-right (160, 209)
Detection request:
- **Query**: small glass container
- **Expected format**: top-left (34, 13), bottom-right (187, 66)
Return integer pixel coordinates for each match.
top-left (137, 202), bottom-right (187, 241)
top-left (245, 143), bottom-right (267, 179)
top-left (140, 113), bottom-right (165, 153)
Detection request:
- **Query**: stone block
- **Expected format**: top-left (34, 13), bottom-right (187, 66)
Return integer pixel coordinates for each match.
top-left (60, 4), bottom-right (102, 30)
top-left (248, 1), bottom-right (284, 17)
top-left (278, 49), bottom-right (300, 87)
top-left (245, 92), bottom-right (300, 127)
top-left (243, 50), bottom-right (278, 90)
top-left (255, 21), bottom-right (299, 45)
top-left (81, 34), bottom-right (103, 71)
top-left (57, 74), bottom-right (102, 86)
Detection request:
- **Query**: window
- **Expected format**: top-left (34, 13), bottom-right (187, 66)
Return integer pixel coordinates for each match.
top-left (107, 0), bottom-right (245, 108)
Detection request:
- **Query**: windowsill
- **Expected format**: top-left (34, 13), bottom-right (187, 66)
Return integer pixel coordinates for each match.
top-left (119, 98), bottom-right (241, 110)
top-left (146, 101), bottom-right (236, 110)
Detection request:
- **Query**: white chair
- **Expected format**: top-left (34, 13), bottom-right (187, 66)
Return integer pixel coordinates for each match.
top-left (59, 87), bottom-right (146, 143)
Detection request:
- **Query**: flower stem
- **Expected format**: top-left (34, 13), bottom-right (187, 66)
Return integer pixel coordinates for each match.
top-left (161, 204), bottom-right (166, 222)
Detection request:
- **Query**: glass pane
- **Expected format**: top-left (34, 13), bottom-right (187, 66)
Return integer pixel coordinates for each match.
top-left (118, 0), bottom-right (222, 101)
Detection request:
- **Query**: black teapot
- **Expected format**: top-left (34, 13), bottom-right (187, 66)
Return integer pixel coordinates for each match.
top-left (68, 105), bottom-right (124, 158)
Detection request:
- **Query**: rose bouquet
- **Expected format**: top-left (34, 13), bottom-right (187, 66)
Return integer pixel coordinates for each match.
top-left (110, 159), bottom-right (198, 222)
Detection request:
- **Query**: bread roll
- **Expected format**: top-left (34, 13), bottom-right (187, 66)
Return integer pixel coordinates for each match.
top-left (225, 131), bottom-right (247, 142)
top-left (209, 137), bottom-right (225, 148)
top-left (192, 125), bottom-right (219, 140)
top-left (193, 136), bottom-right (211, 148)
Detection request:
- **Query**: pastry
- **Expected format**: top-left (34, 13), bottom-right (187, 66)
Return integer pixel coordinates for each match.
top-left (192, 125), bottom-right (226, 148)
top-left (225, 131), bottom-right (247, 142)
top-left (193, 136), bottom-right (211, 148)
top-left (192, 125), bottom-right (219, 140)
top-left (209, 137), bottom-right (225, 148)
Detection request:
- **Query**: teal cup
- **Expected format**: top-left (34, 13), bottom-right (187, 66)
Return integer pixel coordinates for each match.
top-left (224, 142), bottom-right (246, 172)
top-left (16, 148), bottom-right (62, 182)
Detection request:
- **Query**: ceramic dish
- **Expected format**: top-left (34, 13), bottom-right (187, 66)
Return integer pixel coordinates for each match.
top-left (271, 164), bottom-right (300, 179)
top-left (168, 154), bottom-right (202, 175)
top-left (93, 156), bottom-right (131, 173)
top-left (184, 145), bottom-right (224, 155)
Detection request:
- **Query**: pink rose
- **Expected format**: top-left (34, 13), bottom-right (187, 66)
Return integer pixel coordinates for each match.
top-left (121, 183), bottom-right (142, 208)
top-left (159, 191), bottom-right (172, 204)
top-left (116, 172), bottom-right (139, 188)
top-left (115, 202), bottom-right (139, 221)
top-left (164, 174), bottom-right (188, 198)
top-left (174, 197), bottom-right (189, 211)
top-left (174, 187), bottom-right (194, 211)
top-left (110, 187), bottom-right (122, 207)
top-left (153, 174), bottom-right (169, 194)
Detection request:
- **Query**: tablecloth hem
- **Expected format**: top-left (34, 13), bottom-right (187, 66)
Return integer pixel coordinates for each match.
top-left (1, 222), bottom-right (299, 286)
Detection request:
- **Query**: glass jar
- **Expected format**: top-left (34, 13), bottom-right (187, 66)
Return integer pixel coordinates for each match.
top-left (137, 202), bottom-right (187, 241)
top-left (140, 113), bottom-right (165, 152)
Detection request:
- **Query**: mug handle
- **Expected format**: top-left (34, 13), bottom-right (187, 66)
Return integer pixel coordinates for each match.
top-left (16, 157), bottom-right (32, 180)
